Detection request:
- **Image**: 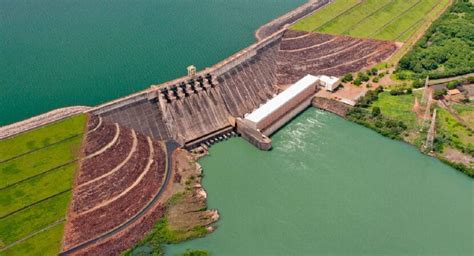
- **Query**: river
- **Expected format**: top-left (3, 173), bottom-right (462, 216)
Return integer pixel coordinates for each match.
top-left (166, 109), bottom-right (473, 255)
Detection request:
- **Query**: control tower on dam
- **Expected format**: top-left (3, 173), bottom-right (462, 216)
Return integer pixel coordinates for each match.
top-left (236, 75), bottom-right (339, 150)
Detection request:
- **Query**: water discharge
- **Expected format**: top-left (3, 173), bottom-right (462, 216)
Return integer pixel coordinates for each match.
top-left (166, 109), bottom-right (473, 255)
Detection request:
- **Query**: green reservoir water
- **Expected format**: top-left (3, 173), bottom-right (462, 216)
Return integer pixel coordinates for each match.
top-left (0, 0), bottom-right (305, 125)
top-left (166, 109), bottom-right (473, 256)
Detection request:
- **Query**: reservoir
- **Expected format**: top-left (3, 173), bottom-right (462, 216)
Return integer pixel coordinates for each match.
top-left (166, 109), bottom-right (473, 255)
top-left (0, 0), bottom-right (306, 125)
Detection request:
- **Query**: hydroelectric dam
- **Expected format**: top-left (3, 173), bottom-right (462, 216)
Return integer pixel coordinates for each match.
top-left (0, 0), bottom-right (398, 150)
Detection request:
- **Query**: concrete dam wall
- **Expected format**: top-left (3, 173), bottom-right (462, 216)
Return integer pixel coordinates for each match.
top-left (91, 28), bottom-right (397, 149)
top-left (0, 0), bottom-right (398, 148)
top-left (97, 40), bottom-right (282, 148)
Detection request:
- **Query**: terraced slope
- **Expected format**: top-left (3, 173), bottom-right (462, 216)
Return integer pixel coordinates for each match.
top-left (291, 0), bottom-right (451, 42)
top-left (276, 30), bottom-right (398, 86)
top-left (0, 115), bottom-right (87, 256)
top-left (62, 116), bottom-right (170, 255)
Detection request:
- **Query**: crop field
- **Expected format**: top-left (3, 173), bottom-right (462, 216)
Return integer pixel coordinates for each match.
top-left (291, 0), bottom-right (451, 42)
top-left (0, 115), bottom-right (86, 255)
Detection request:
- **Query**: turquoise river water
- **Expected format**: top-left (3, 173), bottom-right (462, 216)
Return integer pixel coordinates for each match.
top-left (1, 1), bottom-right (472, 255)
top-left (166, 110), bottom-right (473, 255)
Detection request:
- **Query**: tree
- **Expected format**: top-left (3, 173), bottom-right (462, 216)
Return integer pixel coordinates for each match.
top-left (354, 78), bottom-right (362, 86)
top-left (433, 88), bottom-right (447, 100)
top-left (372, 107), bottom-right (381, 117)
top-left (447, 80), bottom-right (459, 90)
top-left (370, 67), bottom-right (378, 76)
top-left (412, 79), bottom-right (424, 88)
top-left (342, 73), bottom-right (353, 82)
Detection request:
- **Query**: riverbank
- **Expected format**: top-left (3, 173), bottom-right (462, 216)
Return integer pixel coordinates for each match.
top-left (339, 86), bottom-right (474, 177)
top-left (124, 148), bottom-right (218, 256)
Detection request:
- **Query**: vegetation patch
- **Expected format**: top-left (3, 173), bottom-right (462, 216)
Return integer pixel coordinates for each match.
top-left (397, 0), bottom-right (474, 79)
top-left (436, 108), bottom-right (474, 155)
top-left (0, 136), bottom-right (82, 188)
top-left (1, 223), bottom-right (65, 256)
top-left (0, 163), bottom-right (75, 217)
top-left (124, 211), bottom-right (209, 256)
top-left (0, 114), bottom-right (86, 255)
top-left (291, 0), bottom-right (449, 42)
top-left (0, 192), bottom-right (70, 246)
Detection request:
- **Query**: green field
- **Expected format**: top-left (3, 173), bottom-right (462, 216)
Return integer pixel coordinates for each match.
top-left (0, 115), bottom-right (86, 255)
top-left (291, 0), bottom-right (451, 42)
top-left (371, 92), bottom-right (418, 130)
top-left (0, 115), bottom-right (86, 162)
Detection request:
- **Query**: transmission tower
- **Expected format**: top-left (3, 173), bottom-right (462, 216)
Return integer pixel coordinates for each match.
top-left (420, 76), bottom-right (430, 105)
top-left (424, 109), bottom-right (437, 152)
top-left (421, 92), bottom-right (432, 131)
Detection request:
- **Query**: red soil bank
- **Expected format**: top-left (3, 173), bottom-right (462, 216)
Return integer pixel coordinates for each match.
top-left (77, 127), bottom-right (134, 185)
top-left (86, 115), bottom-right (100, 131)
top-left (83, 121), bottom-right (117, 155)
top-left (63, 116), bottom-right (168, 253)
top-left (276, 30), bottom-right (398, 85)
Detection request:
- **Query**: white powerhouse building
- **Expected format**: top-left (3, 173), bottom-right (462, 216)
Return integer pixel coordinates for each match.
top-left (242, 74), bottom-right (339, 137)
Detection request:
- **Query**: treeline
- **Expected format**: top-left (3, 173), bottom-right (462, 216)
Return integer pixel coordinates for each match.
top-left (397, 0), bottom-right (474, 79)
top-left (347, 87), bottom-right (408, 140)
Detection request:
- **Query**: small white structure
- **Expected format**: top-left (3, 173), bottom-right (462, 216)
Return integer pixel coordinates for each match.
top-left (319, 75), bottom-right (341, 92)
top-left (187, 65), bottom-right (196, 77)
top-left (244, 74), bottom-right (319, 135)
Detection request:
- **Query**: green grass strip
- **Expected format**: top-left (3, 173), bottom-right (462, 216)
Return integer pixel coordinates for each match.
top-left (396, 0), bottom-right (451, 42)
top-left (290, 0), bottom-right (360, 32)
top-left (0, 192), bottom-right (70, 247)
top-left (319, 0), bottom-right (393, 35)
top-left (1, 222), bottom-right (65, 256)
top-left (374, 0), bottom-right (441, 41)
top-left (348, 0), bottom-right (420, 39)
top-left (0, 114), bottom-right (86, 162)
top-left (0, 136), bottom-right (82, 188)
top-left (0, 163), bottom-right (75, 217)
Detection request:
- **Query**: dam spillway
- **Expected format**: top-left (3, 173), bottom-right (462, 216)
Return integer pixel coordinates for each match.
top-left (87, 28), bottom-right (397, 150)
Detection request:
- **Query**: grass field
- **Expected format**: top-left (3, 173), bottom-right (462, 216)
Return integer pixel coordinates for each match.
top-left (371, 92), bottom-right (418, 130)
top-left (452, 103), bottom-right (474, 129)
top-left (0, 115), bottom-right (86, 162)
top-left (437, 108), bottom-right (474, 149)
top-left (291, 0), bottom-right (451, 42)
top-left (0, 115), bottom-right (86, 255)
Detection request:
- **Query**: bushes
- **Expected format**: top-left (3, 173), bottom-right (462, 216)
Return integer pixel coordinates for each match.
top-left (183, 250), bottom-right (209, 256)
top-left (390, 88), bottom-right (412, 96)
top-left (348, 107), bottom-right (408, 140)
top-left (348, 87), bottom-right (408, 140)
top-left (357, 72), bottom-right (370, 82)
top-left (342, 73), bottom-right (353, 82)
top-left (356, 87), bottom-right (383, 108)
top-left (412, 79), bottom-right (425, 88)
top-left (447, 80), bottom-right (460, 89)
top-left (433, 88), bottom-right (447, 99)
